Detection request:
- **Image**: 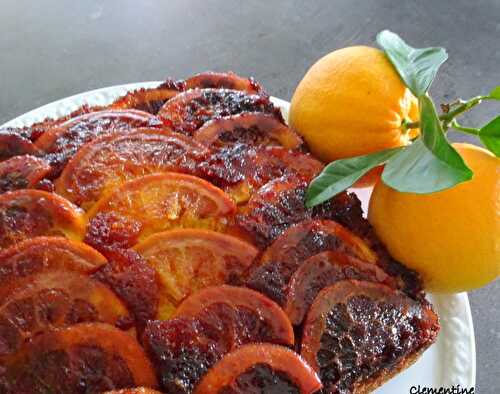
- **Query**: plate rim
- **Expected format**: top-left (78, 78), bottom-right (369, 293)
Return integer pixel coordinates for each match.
top-left (0, 81), bottom-right (477, 390)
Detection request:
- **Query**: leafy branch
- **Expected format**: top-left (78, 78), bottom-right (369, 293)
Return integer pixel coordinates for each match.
top-left (306, 30), bottom-right (500, 207)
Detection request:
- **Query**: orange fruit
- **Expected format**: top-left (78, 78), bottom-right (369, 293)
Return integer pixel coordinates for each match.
top-left (369, 143), bottom-right (499, 292)
top-left (289, 46), bottom-right (419, 185)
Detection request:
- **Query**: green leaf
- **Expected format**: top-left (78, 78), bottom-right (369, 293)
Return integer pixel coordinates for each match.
top-left (382, 139), bottom-right (470, 193)
top-left (376, 30), bottom-right (448, 97)
top-left (305, 147), bottom-right (403, 208)
top-left (382, 95), bottom-right (473, 193)
top-left (479, 116), bottom-right (500, 156)
top-left (488, 86), bottom-right (500, 100)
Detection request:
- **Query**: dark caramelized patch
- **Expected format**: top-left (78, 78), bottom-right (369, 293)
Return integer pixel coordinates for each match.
top-left (92, 249), bottom-right (159, 327)
top-left (35, 110), bottom-right (162, 176)
top-left (199, 303), bottom-right (286, 350)
top-left (2, 345), bottom-right (134, 393)
top-left (185, 72), bottom-right (263, 94)
top-left (301, 281), bottom-right (439, 394)
top-left (0, 155), bottom-right (51, 193)
top-left (158, 89), bottom-right (281, 136)
top-left (85, 212), bottom-right (142, 253)
top-left (143, 318), bottom-right (225, 394)
top-left (219, 363), bottom-right (301, 394)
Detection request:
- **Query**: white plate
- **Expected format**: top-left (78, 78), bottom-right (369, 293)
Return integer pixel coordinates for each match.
top-left (1, 83), bottom-right (476, 393)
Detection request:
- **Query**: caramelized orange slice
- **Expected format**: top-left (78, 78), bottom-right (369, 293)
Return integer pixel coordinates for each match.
top-left (158, 89), bottom-right (279, 136)
top-left (0, 271), bottom-right (130, 356)
top-left (35, 109), bottom-right (162, 176)
top-left (88, 173), bottom-right (236, 245)
top-left (0, 190), bottom-right (85, 248)
top-left (301, 280), bottom-right (439, 393)
top-left (194, 112), bottom-right (302, 149)
top-left (194, 344), bottom-right (322, 394)
top-left (2, 107), bottom-right (101, 147)
top-left (0, 323), bottom-right (158, 392)
top-left (135, 230), bottom-right (257, 319)
top-left (285, 251), bottom-right (397, 325)
top-left (247, 220), bottom-right (377, 306)
top-left (185, 71), bottom-right (263, 93)
top-left (0, 128), bottom-right (41, 161)
top-left (0, 155), bottom-right (51, 193)
top-left (57, 129), bottom-right (208, 208)
top-left (0, 237), bottom-right (106, 299)
top-left (143, 287), bottom-right (294, 393)
top-left (109, 80), bottom-right (184, 114)
top-left (174, 285), bottom-right (294, 347)
top-left (260, 220), bottom-right (377, 269)
top-left (198, 145), bottom-right (323, 204)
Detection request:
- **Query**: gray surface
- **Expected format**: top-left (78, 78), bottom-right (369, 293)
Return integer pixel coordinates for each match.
top-left (0, 0), bottom-right (498, 392)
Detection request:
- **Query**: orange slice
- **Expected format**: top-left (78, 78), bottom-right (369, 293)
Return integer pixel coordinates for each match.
top-left (194, 112), bottom-right (302, 149)
top-left (284, 251), bottom-right (397, 325)
top-left (56, 129), bottom-right (208, 208)
top-left (0, 237), bottom-right (107, 300)
top-left (247, 220), bottom-right (377, 306)
top-left (88, 173), bottom-right (236, 245)
top-left (35, 109), bottom-right (162, 176)
top-left (158, 89), bottom-right (278, 136)
top-left (0, 155), bottom-right (51, 193)
top-left (135, 230), bottom-right (257, 318)
top-left (0, 127), bottom-right (41, 161)
top-left (174, 285), bottom-right (294, 347)
top-left (198, 145), bottom-right (323, 204)
top-left (0, 190), bottom-right (85, 248)
top-left (194, 344), bottom-right (322, 394)
top-left (0, 271), bottom-right (130, 356)
top-left (109, 80), bottom-right (183, 114)
top-left (185, 71), bottom-right (263, 93)
top-left (0, 323), bottom-right (158, 392)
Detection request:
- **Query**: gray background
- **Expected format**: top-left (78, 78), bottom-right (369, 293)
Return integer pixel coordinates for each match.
top-left (0, 1), bottom-right (498, 392)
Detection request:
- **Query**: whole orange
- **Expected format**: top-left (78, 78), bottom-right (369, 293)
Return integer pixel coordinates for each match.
top-left (289, 46), bottom-right (419, 185)
top-left (369, 143), bottom-right (499, 293)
